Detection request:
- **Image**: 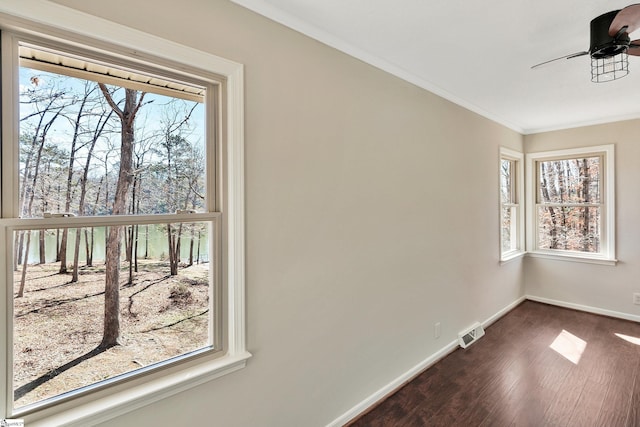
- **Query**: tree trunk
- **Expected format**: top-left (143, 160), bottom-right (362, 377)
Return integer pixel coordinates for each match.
top-left (554, 161), bottom-right (568, 249)
top-left (167, 224), bottom-right (178, 275)
top-left (127, 225), bottom-right (134, 285)
top-left (581, 159), bottom-right (592, 252)
top-left (85, 178), bottom-right (103, 267)
top-left (17, 231), bottom-right (32, 298)
top-left (85, 227), bottom-right (95, 267)
top-left (144, 225), bottom-right (149, 259)
top-left (38, 229), bottom-right (46, 264)
top-left (99, 86), bottom-right (144, 349)
top-left (71, 228), bottom-right (82, 282)
top-left (188, 226), bottom-right (194, 267)
top-left (55, 227), bottom-right (61, 263)
top-left (167, 222), bottom-right (183, 275)
top-left (124, 231), bottom-right (132, 263)
top-left (134, 224), bottom-right (139, 273)
top-left (59, 230), bottom-right (69, 274)
top-left (14, 232), bottom-right (23, 271)
top-left (196, 230), bottom-right (201, 264)
top-left (102, 225), bottom-right (122, 347)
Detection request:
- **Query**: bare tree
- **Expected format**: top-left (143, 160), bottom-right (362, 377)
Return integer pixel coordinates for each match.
top-left (17, 79), bottom-right (68, 295)
top-left (84, 176), bottom-right (104, 267)
top-left (17, 84), bottom-right (67, 269)
top-left (58, 83), bottom-right (97, 274)
top-left (36, 145), bottom-right (67, 264)
top-left (125, 130), bottom-right (156, 282)
top-left (539, 162), bottom-right (558, 249)
top-left (98, 84), bottom-right (147, 349)
top-left (71, 103), bottom-right (114, 282)
top-left (18, 110), bottom-right (65, 296)
top-left (156, 103), bottom-right (200, 275)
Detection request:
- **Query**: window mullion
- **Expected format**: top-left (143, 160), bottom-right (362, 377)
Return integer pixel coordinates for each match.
top-left (1, 31), bottom-right (20, 219)
top-left (0, 30), bottom-right (21, 420)
top-left (1, 212), bottom-right (220, 230)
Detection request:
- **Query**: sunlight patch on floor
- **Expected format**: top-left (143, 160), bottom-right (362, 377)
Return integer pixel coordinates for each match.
top-left (549, 330), bottom-right (586, 364)
top-left (615, 333), bottom-right (640, 346)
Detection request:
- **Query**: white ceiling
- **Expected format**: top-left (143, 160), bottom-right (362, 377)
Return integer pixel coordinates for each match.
top-left (230, 0), bottom-right (640, 134)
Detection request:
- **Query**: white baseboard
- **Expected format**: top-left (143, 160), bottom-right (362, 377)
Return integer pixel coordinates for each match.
top-left (525, 295), bottom-right (640, 323)
top-left (482, 296), bottom-right (526, 328)
top-left (326, 296), bottom-right (526, 427)
top-left (325, 339), bottom-right (458, 427)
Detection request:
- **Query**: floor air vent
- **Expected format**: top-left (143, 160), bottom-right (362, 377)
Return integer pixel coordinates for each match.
top-left (458, 322), bottom-right (485, 349)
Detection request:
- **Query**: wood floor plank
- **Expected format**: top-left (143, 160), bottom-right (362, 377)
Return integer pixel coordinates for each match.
top-left (626, 357), bottom-right (640, 427)
top-left (565, 378), bottom-right (608, 427)
top-left (542, 366), bottom-right (587, 426)
top-left (348, 301), bottom-right (640, 427)
top-left (595, 346), bottom-right (639, 427)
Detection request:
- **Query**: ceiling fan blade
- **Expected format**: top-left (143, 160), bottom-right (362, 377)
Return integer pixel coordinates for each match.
top-left (628, 39), bottom-right (640, 55)
top-left (531, 51), bottom-right (590, 69)
top-left (609, 4), bottom-right (640, 36)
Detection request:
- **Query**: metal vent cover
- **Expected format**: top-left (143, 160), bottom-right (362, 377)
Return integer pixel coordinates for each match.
top-left (458, 322), bottom-right (485, 349)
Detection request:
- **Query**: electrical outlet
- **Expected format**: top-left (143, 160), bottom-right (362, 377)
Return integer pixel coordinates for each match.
top-left (634, 293), bottom-right (640, 305)
top-left (434, 322), bottom-right (441, 339)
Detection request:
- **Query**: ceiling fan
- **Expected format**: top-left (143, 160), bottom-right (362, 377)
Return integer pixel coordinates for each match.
top-left (532, 4), bottom-right (640, 82)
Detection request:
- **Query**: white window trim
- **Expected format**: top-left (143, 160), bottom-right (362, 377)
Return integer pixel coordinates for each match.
top-left (525, 144), bottom-right (616, 265)
top-left (0, 2), bottom-right (249, 426)
top-left (499, 147), bottom-right (525, 263)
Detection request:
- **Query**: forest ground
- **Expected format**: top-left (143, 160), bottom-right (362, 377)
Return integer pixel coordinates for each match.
top-left (12, 260), bottom-right (209, 408)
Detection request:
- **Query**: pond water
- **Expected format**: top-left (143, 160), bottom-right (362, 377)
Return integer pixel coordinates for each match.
top-left (22, 223), bottom-right (210, 264)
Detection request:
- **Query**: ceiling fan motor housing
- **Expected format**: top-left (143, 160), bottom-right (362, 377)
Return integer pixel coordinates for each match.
top-left (590, 10), bottom-right (630, 58)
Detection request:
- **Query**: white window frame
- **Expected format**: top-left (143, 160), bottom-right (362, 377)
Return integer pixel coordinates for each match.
top-left (0, 2), bottom-right (249, 426)
top-left (499, 148), bottom-right (525, 263)
top-left (525, 144), bottom-right (616, 265)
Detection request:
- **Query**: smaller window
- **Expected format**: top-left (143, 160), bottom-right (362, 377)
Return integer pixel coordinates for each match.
top-left (499, 148), bottom-right (524, 261)
top-left (526, 145), bottom-right (615, 264)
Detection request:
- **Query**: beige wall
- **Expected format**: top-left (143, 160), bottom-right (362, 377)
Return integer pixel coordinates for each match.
top-left (38, 1), bottom-right (524, 425)
top-left (524, 120), bottom-right (640, 318)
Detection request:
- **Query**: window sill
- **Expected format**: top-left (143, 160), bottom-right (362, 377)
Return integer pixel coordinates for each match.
top-left (27, 351), bottom-right (252, 427)
top-left (500, 251), bottom-right (526, 265)
top-left (526, 251), bottom-right (617, 266)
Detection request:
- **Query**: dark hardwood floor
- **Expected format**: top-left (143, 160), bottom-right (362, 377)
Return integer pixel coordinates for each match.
top-left (348, 301), bottom-right (640, 427)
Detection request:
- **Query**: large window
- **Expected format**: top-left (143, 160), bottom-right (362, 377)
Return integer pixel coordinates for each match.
top-left (499, 148), bottom-right (524, 261)
top-left (0, 15), bottom-right (247, 426)
top-left (526, 145), bottom-right (615, 263)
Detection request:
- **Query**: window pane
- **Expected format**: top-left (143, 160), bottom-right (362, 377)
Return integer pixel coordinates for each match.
top-left (537, 157), bottom-right (600, 204)
top-left (19, 65), bottom-right (206, 218)
top-left (12, 222), bottom-right (212, 409)
top-left (501, 206), bottom-right (518, 252)
top-left (537, 206), bottom-right (600, 252)
top-left (500, 159), bottom-right (514, 204)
